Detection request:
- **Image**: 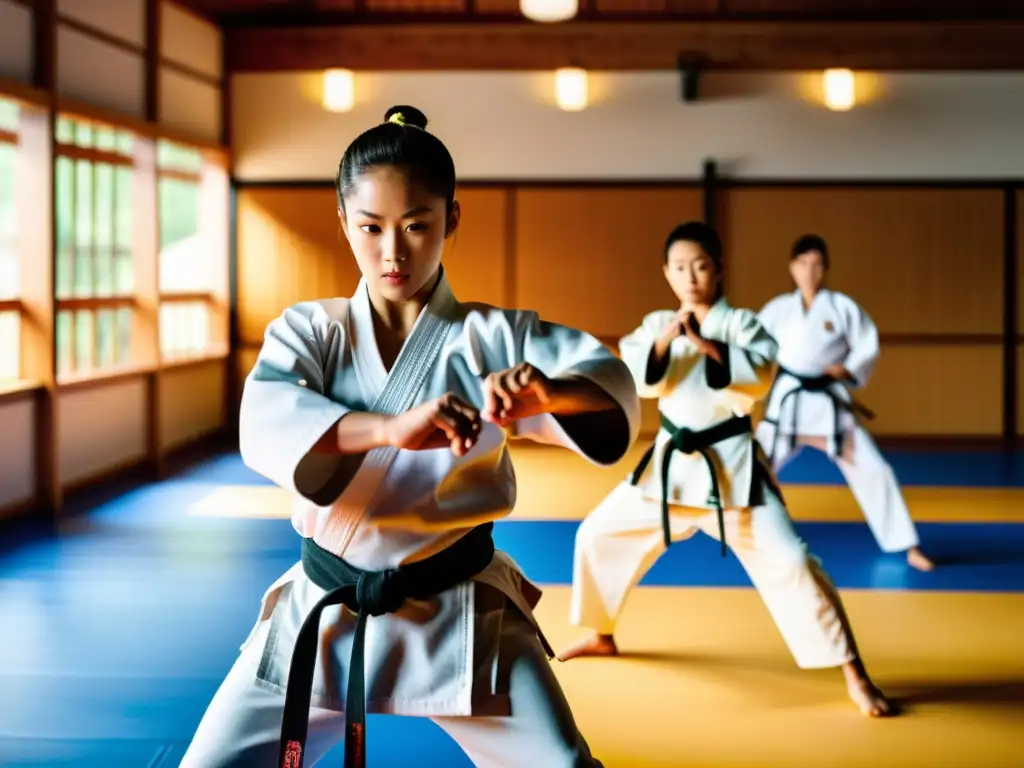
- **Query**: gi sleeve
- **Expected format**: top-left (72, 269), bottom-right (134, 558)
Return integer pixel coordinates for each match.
top-left (238, 302), bottom-right (364, 506)
top-left (699, 302), bottom-right (779, 402)
top-left (836, 294), bottom-right (880, 388)
top-left (509, 311), bottom-right (641, 466)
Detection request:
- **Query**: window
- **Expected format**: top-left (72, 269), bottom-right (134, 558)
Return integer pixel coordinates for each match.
top-left (157, 139), bottom-right (217, 359)
top-left (0, 97), bottom-right (20, 382)
top-left (55, 115), bottom-right (136, 378)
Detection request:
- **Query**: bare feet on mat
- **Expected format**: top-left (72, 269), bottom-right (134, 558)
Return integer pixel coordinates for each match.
top-left (846, 678), bottom-right (894, 717)
top-left (557, 633), bottom-right (618, 662)
top-left (842, 662), bottom-right (895, 717)
top-left (906, 547), bottom-right (935, 571)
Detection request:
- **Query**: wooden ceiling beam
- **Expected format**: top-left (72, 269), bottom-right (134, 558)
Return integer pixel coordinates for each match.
top-left (226, 20), bottom-right (1024, 72)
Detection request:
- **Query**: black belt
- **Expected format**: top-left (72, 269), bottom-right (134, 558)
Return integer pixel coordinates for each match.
top-left (629, 413), bottom-right (752, 557)
top-left (763, 367), bottom-right (875, 461)
top-left (278, 524), bottom-right (496, 768)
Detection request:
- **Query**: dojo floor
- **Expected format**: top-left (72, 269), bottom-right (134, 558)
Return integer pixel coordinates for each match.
top-left (2, 444), bottom-right (1023, 767)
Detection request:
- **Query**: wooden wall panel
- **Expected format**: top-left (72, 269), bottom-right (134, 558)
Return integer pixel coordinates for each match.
top-left (1018, 346), bottom-right (1024, 437)
top-left (159, 361), bottom-right (227, 451)
top-left (721, 188), bottom-right (1004, 334)
top-left (236, 186), bottom-right (513, 346)
top-left (860, 344), bottom-right (1003, 436)
top-left (514, 187), bottom-right (700, 339)
top-left (235, 183), bottom-right (1015, 439)
top-left (1018, 190), bottom-right (1024, 335)
top-left (444, 187), bottom-right (510, 307)
top-left (58, 378), bottom-right (149, 487)
top-left (236, 187), bottom-right (359, 345)
top-left (0, 396), bottom-right (36, 513)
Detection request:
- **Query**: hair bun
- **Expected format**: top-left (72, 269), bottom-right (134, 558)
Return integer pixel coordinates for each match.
top-left (383, 105), bottom-right (429, 130)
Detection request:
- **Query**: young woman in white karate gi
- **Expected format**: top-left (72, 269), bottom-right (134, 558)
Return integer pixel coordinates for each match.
top-left (179, 105), bottom-right (642, 768)
top-left (755, 235), bottom-right (934, 572)
top-left (558, 222), bottom-right (894, 718)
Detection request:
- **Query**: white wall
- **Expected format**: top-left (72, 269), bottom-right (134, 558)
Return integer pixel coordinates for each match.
top-left (232, 71), bottom-right (1024, 181)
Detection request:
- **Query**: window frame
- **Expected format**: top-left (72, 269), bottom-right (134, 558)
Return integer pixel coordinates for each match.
top-left (157, 138), bottom-right (229, 363)
top-left (53, 113), bottom-right (143, 383)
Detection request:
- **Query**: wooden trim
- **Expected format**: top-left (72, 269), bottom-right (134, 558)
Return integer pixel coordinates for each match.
top-left (1004, 185), bottom-right (1019, 443)
top-left (0, 299), bottom-right (22, 312)
top-left (55, 95), bottom-right (230, 157)
top-left (0, 496), bottom-right (38, 523)
top-left (0, 379), bottom-right (44, 403)
top-left (225, 21), bottom-right (1024, 73)
top-left (231, 177), bottom-right (1019, 190)
top-left (717, 179), bottom-right (1016, 189)
top-left (225, 181), bottom-right (239, 439)
top-left (160, 291), bottom-right (216, 303)
top-left (0, 129), bottom-right (17, 145)
top-left (60, 455), bottom-right (151, 496)
top-left (55, 143), bottom-right (134, 166)
top-left (0, 76), bottom-right (50, 110)
top-left (160, 348), bottom-right (229, 371)
top-left (163, 0), bottom-right (217, 26)
top-left (504, 188), bottom-right (516, 309)
top-left (877, 333), bottom-right (1005, 346)
top-left (56, 364), bottom-right (155, 392)
top-left (158, 167), bottom-right (203, 183)
top-left (872, 435), bottom-right (1016, 451)
top-left (145, 0), bottom-right (160, 124)
top-left (32, 0), bottom-right (56, 93)
top-left (160, 57), bottom-right (223, 89)
top-left (57, 14), bottom-right (145, 57)
top-left (56, 297), bottom-right (136, 311)
top-left (702, 159), bottom-right (717, 230)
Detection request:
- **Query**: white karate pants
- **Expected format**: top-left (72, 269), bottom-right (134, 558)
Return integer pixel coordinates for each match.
top-left (180, 586), bottom-right (601, 768)
top-left (569, 484), bottom-right (856, 670)
top-left (755, 422), bottom-right (920, 553)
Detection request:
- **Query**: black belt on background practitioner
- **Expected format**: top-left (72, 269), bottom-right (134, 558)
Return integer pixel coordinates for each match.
top-left (628, 412), bottom-right (752, 558)
top-left (762, 366), bottom-right (875, 461)
top-left (278, 524), bottom-right (499, 768)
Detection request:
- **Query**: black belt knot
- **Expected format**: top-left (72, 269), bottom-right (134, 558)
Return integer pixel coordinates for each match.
top-left (355, 569), bottom-right (406, 617)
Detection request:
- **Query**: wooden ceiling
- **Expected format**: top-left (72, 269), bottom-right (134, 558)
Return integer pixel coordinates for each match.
top-left (178, 0), bottom-right (1024, 71)
top-left (182, 0), bottom-right (1024, 26)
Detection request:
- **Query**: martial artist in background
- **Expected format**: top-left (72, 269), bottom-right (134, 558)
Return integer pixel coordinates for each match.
top-left (756, 235), bottom-right (934, 572)
top-left (559, 222), bottom-right (894, 718)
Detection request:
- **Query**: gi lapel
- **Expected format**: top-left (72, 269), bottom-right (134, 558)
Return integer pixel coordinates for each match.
top-left (317, 270), bottom-right (459, 552)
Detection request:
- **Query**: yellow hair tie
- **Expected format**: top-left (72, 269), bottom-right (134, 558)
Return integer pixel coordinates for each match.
top-left (387, 112), bottom-right (406, 126)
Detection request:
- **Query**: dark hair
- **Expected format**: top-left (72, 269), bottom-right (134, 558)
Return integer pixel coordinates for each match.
top-left (664, 221), bottom-right (723, 267)
top-left (335, 105), bottom-right (456, 214)
top-left (791, 234), bottom-right (830, 268)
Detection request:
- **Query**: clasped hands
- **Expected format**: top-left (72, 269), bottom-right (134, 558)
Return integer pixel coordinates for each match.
top-left (668, 304), bottom-right (724, 365)
top-left (383, 363), bottom-right (555, 457)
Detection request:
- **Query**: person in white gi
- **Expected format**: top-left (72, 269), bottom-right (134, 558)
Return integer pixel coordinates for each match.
top-left (558, 222), bottom-right (894, 718)
top-left (179, 105), bottom-right (642, 768)
top-left (755, 235), bottom-right (934, 572)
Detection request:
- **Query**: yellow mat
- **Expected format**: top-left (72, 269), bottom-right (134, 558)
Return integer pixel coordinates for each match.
top-left (538, 586), bottom-right (1024, 768)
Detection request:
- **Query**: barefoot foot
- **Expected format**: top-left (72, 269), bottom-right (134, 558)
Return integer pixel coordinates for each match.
top-left (846, 678), bottom-right (895, 718)
top-left (907, 547), bottom-right (935, 572)
top-left (557, 633), bottom-right (618, 662)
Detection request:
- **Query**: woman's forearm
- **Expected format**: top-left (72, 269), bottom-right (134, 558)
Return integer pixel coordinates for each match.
top-left (311, 411), bottom-right (392, 455)
top-left (545, 376), bottom-right (619, 416)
